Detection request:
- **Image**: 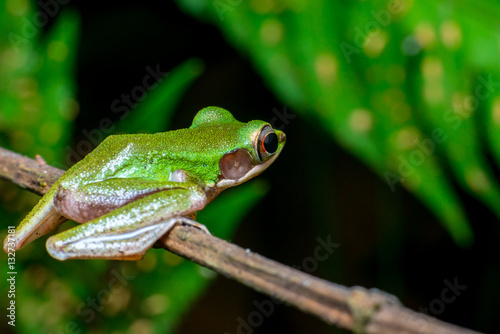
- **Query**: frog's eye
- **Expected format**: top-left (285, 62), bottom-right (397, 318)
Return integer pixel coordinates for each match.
top-left (257, 126), bottom-right (278, 161)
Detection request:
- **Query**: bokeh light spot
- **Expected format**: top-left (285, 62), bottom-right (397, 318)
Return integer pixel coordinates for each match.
top-left (260, 18), bottom-right (284, 46)
top-left (349, 109), bottom-right (373, 133)
top-left (363, 29), bottom-right (388, 58)
top-left (466, 168), bottom-right (490, 193)
top-left (395, 126), bottom-right (420, 150)
top-left (47, 41), bottom-right (69, 62)
top-left (250, 0), bottom-right (275, 14)
top-left (315, 53), bottom-right (337, 85)
top-left (421, 56), bottom-right (443, 79)
top-left (492, 98), bottom-right (500, 125)
top-left (129, 319), bottom-right (154, 334)
top-left (414, 22), bottom-right (436, 48)
top-left (142, 294), bottom-right (170, 316)
top-left (440, 20), bottom-right (462, 49)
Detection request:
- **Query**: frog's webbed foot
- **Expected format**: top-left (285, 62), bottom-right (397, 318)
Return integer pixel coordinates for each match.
top-left (179, 217), bottom-right (211, 234)
top-left (153, 217), bottom-right (210, 249)
top-left (46, 187), bottom-right (207, 261)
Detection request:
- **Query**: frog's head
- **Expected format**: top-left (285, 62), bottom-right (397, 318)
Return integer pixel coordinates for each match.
top-left (190, 107), bottom-right (286, 199)
top-left (216, 120), bottom-right (286, 190)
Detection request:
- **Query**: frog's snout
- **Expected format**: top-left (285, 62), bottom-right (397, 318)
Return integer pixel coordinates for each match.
top-left (278, 131), bottom-right (286, 143)
top-left (274, 130), bottom-right (286, 148)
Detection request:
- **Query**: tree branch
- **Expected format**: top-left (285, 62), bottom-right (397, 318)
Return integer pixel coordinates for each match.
top-left (0, 146), bottom-right (481, 334)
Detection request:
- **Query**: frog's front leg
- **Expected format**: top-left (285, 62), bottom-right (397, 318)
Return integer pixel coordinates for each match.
top-left (46, 183), bottom-right (207, 260)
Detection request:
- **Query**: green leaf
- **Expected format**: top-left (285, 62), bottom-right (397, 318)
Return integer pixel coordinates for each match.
top-left (115, 58), bottom-right (204, 134)
top-left (172, 0), bottom-right (500, 246)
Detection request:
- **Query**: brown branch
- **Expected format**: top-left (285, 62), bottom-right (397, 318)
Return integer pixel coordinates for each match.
top-left (0, 146), bottom-right (482, 334)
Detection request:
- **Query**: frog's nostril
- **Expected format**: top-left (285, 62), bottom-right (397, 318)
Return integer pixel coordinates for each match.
top-left (279, 132), bottom-right (286, 142)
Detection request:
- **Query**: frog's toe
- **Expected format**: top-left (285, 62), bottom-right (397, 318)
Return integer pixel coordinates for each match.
top-left (46, 237), bottom-right (69, 261)
top-left (3, 235), bottom-right (14, 253)
top-left (3, 232), bottom-right (25, 253)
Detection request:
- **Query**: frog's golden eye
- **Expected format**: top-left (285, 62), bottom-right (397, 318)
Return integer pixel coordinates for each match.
top-left (257, 126), bottom-right (278, 161)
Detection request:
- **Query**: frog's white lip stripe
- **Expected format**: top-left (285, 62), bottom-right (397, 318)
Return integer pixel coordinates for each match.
top-left (216, 148), bottom-right (283, 190)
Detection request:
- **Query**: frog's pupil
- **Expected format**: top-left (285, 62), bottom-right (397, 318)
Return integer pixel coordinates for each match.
top-left (264, 132), bottom-right (278, 154)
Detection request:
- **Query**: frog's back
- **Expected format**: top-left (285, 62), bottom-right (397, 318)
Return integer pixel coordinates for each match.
top-left (63, 132), bottom-right (178, 185)
top-left (63, 125), bottom-right (243, 186)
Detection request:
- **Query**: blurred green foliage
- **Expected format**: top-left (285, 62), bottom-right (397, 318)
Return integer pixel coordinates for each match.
top-left (0, 0), bottom-right (78, 162)
top-left (176, 0), bottom-right (500, 246)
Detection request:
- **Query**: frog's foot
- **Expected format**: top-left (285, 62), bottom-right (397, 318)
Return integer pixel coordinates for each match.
top-left (153, 217), bottom-right (210, 249)
top-left (4, 195), bottom-right (67, 252)
top-left (178, 217), bottom-right (211, 235)
top-left (347, 286), bottom-right (401, 334)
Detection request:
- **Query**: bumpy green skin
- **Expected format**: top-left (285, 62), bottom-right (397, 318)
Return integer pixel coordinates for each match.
top-left (5, 107), bottom-right (286, 260)
top-left (62, 107), bottom-right (266, 188)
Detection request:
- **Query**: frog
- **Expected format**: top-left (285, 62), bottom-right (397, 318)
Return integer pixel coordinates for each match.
top-left (3, 107), bottom-right (286, 261)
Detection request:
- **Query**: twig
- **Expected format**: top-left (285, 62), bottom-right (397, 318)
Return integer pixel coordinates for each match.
top-left (0, 146), bottom-right (482, 334)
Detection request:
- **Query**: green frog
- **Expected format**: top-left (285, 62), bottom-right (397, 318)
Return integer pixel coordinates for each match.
top-left (3, 107), bottom-right (286, 261)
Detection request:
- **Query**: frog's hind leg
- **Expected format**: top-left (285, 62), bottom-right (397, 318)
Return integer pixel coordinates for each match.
top-left (4, 188), bottom-right (68, 252)
top-left (45, 186), bottom-right (207, 261)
